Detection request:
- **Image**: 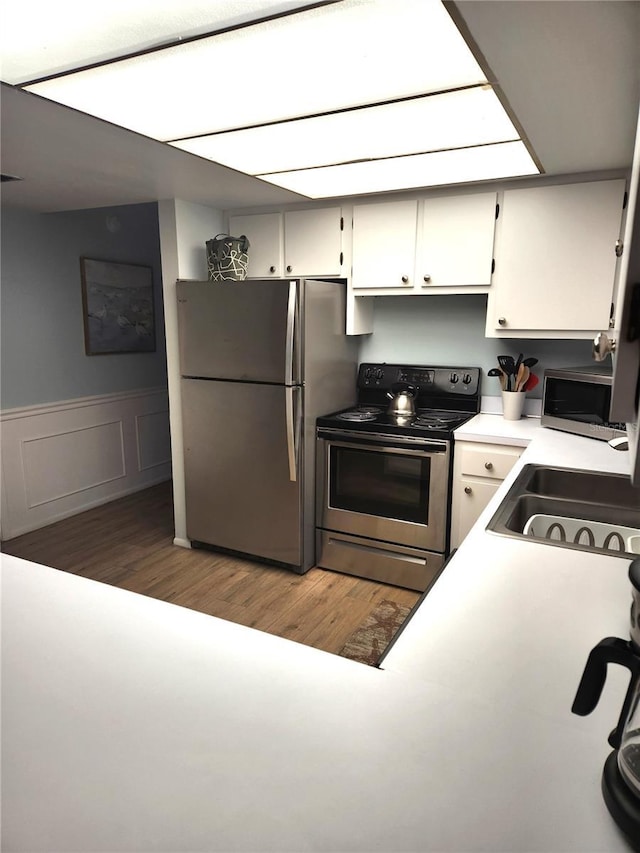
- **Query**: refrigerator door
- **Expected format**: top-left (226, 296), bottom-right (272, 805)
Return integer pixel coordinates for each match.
top-left (181, 377), bottom-right (303, 567)
top-left (177, 279), bottom-right (300, 384)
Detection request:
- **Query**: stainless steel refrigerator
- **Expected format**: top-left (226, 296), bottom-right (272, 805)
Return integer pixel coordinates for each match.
top-left (177, 278), bottom-right (358, 572)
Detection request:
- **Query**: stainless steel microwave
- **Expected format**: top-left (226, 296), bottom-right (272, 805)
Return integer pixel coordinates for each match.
top-left (541, 365), bottom-right (626, 442)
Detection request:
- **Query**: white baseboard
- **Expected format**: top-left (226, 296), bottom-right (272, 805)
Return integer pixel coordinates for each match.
top-left (173, 537), bottom-right (191, 549)
top-left (1, 388), bottom-right (172, 541)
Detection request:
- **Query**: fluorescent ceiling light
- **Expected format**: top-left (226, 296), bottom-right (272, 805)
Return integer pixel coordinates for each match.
top-left (170, 87), bottom-right (519, 174)
top-left (256, 142), bottom-right (540, 197)
top-left (6, 0), bottom-right (541, 197)
top-left (0, 1), bottom-right (324, 84)
top-left (24, 0), bottom-right (487, 141)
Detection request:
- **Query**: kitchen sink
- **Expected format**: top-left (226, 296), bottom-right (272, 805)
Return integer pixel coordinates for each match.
top-left (486, 464), bottom-right (640, 558)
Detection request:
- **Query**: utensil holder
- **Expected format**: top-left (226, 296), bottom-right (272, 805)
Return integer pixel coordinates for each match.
top-left (502, 390), bottom-right (525, 420)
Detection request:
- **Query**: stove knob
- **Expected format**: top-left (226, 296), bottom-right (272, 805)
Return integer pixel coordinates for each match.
top-left (450, 372), bottom-right (459, 384)
top-left (463, 373), bottom-right (472, 385)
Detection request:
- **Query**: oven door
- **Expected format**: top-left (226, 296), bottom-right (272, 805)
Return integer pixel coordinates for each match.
top-left (316, 429), bottom-right (450, 552)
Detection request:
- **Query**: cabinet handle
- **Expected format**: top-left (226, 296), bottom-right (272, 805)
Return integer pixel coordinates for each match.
top-left (269, 265), bottom-right (276, 273)
top-left (286, 265), bottom-right (293, 273)
top-left (498, 317), bottom-right (507, 327)
top-left (423, 274), bottom-right (431, 283)
top-left (464, 486), bottom-right (473, 495)
top-left (484, 462), bottom-right (493, 471)
top-left (401, 275), bottom-right (409, 283)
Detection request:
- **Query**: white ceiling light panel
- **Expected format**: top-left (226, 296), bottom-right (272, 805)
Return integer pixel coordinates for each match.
top-left (0, 1), bottom-right (325, 84)
top-left (24, 0), bottom-right (487, 141)
top-left (170, 86), bottom-right (519, 174)
top-left (256, 141), bottom-right (539, 197)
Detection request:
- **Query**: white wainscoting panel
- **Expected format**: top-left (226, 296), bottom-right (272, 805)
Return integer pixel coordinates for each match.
top-left (23, 420), bottom-right (126, 507)
top-left (136, 410), bottom-right (172, 472)
top-left (1, 388), bottom-right (171, 541)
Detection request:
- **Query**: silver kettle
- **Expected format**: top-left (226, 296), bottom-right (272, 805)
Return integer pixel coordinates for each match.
top-left (386, 382), bottom-right (418, 417)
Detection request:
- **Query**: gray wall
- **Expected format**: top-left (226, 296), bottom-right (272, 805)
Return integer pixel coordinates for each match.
top-left (1, 203), bottom-right (167, 409)
top-left (358, 295), bottom-right (594, 397)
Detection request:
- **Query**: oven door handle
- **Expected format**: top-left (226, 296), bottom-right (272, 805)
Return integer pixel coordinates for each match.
top-left (317, 430), bottom-right (447, 455)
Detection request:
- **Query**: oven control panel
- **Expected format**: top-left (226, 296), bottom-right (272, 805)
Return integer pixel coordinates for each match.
top-left (359, 363), bottom-right (480, 396)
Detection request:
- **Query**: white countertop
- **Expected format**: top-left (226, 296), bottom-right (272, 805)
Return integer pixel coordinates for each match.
top-left (454, 411), bottom-right (544, 446)
top-left (2, 423), bottom-right (638, 852)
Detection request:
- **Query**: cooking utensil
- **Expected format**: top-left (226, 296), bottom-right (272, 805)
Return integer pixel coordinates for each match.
top-left (524, 372), bottom-right (539, 392)
top-left (488, 367), bottom-right (506, 390)
top-left (515, 364), bottom-right (530, 392)
top-left (523, 357), bottom-right (538, 369)
top-left (497, 355), bottom-right (516, 390)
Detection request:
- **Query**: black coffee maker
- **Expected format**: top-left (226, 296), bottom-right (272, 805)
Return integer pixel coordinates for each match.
top-left (572, 558), bottom-right (640, 850)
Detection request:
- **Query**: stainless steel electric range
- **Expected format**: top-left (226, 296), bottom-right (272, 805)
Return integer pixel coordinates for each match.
top-left (315, 363), bottom-right (481, 591)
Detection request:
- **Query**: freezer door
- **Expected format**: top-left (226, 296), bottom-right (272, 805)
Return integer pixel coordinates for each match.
top-left (181, 378), bottom-right (304, 568)
top-left (177, 279), bottom-right (300, 384)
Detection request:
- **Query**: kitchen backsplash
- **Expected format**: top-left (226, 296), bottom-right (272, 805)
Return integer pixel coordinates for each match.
top-left (357, 295), bottom-right (593, 398)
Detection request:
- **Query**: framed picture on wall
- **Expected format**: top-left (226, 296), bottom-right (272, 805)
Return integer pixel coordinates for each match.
top-left (80, 257), bottom-right (156, 355)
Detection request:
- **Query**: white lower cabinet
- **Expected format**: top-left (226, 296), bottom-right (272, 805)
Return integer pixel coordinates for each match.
top-left (450, 440), bottom-right (523, 549)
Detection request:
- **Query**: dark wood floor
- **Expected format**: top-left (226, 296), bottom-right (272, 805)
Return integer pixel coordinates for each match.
top-left (1, 482), bottom-right (420, 656)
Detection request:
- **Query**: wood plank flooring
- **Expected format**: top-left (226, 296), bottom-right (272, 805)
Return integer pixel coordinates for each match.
top-left (1, 482), bottom-right (420, 657)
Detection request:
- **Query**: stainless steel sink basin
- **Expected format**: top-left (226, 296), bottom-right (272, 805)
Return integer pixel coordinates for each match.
top-left (486, 464), bottom-right (640, 558)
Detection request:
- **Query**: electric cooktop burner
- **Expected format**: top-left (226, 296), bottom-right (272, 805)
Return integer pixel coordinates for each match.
top-left (413, 410), bottom-right (463, 428)
top-left (337, 407), bottom-right (383, 421)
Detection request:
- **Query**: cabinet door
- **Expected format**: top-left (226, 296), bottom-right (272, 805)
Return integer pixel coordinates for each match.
top-left (419, 192), bottom-right (497, 287)
top-left (284, 208), bottom-right (343, 277)
top-left (451, 478), bottom-right (500, 550)
top-left (450, 441), bottom-right (523, 549)
top-left (228, 212), bottom-right (283, 278)
top-left (488, 180), bottom-right (625, 333)
top-left (451, 477), bottom-right (500, 548)
top-left (352, 200), bottom-right (418, 289)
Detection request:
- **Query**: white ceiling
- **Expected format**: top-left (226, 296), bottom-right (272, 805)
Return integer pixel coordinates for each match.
top-left (1, 0), bottom-right (639, 214)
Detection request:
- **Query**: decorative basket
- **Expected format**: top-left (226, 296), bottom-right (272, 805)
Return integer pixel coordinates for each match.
top-left (206, 233), bottom-right (250, 281)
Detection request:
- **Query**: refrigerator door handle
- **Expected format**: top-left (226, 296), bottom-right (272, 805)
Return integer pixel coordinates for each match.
top-left (285, 281), bottom-right (297, 385)
top-left (285, 386), bottom-right (299, 482)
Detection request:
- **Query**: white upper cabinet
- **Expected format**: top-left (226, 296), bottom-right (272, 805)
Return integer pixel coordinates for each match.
top-left (228, 212), bottom-right (283, 279)
top-left (486, 179), bottom-right (626, 337)
top-left (283, 207), bottom-right (343, 277)
top-left (351, 194), bottom-right (497, 294)
top-left (229, 208), bottom-right (343, 279)
top-left (351, 199), bottom-right (418, 289)
top-left (418, 192), bottom-right (497, 288)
